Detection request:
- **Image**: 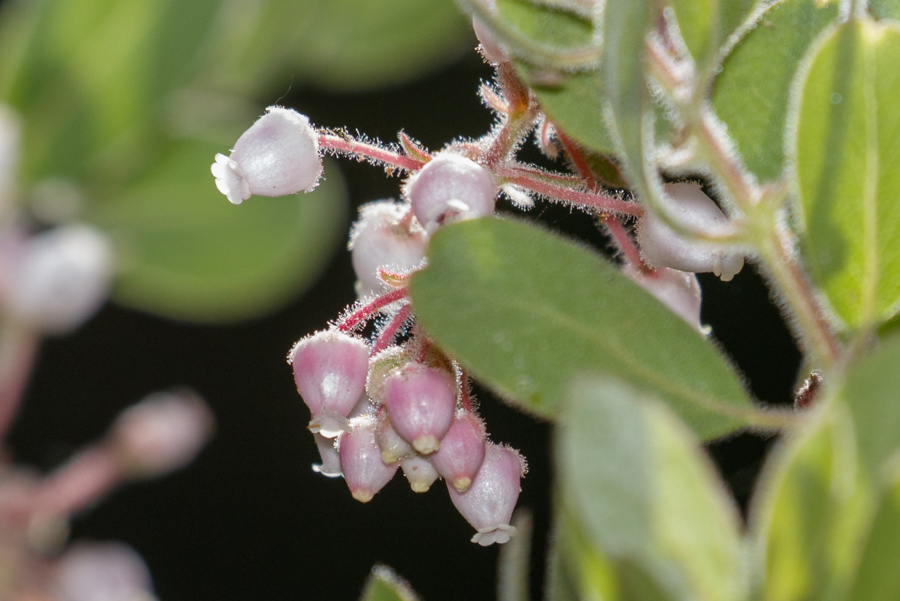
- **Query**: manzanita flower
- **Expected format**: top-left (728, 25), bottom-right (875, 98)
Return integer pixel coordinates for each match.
top-left (624, 265), bottom-right (705, 333)
top-left (447, 443), bottom-right (525, 546)
top-left (404, 152), bottom-right (496, 233)
top-left (375, 416), bottom-right (414, 464)
top-left (636, 182), bottom-right (744, 281)
top-left (312, 433), bottom-right (342, 478)
top-left (211, 106), bottom-right (322, 205)
top-left (110, 391), bottom-right (214, 478)
top-left (348, 200), bottom-right (428, 298)
top-left (54, 542), bottom-right (155, 601)
top-left (429, 410), bottom-right (487, 492)
top-left (400, 454), bottom-right (440, 493)
top-left (382, 362), bottom-right (456, 455)
top-left (339, 416), bottom-right (398, 503)
top-left (289, 329), bottom-right (370, 435)
top-left (4, 224), bottom-right (113, 335)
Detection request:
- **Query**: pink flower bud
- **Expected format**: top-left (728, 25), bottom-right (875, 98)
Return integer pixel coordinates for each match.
top-left (211, 106), bottom-right (322, 205)
top-left (448, 443), bottom-right (525, 546)
top-left (312, 433), bottom-right (342, 478)
top-left (636, 182), bottom-right (744, 281)
top-left (339, 417), bottom-right (398, 503)
top-left (401, 454), bottom-right (440, 493)
top-left (471, 0), bottom-right (508, 63)
top-left (289, 330), bottom-right (370, 422)
top-left (624, 265), bottom-right (705, 333)
top-left (382, 363), bottom-right (456, 455)
top-left (54, 542), bottom-right (155, 601)
top-left (349, 200), bottom-right (428, 298)
top-left (375, 416), bottom-right (414, 464)
top-left (5, 224), bottom-right (112, 335)
top-left (110, 391), bottom-right (214, 478)
top-left (430, 411), bottom-right (487, 492)
top-left (405, 153), bottom-right (496, 233)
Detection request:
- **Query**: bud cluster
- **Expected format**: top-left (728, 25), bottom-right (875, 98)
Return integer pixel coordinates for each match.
top-left (289, 320), bottom-right (526, 546)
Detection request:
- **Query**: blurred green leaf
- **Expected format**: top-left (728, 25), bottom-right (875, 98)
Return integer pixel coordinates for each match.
top-left (410, 217), bottom-right (755, 439)
top-left (711, 0), bottom-right (838, 183)
top-left (793, 19), bottom-right (900, 329)
top-left (498, 510), bottom-right (532, 601)
top-left (557, 376), bottom-right (745, 600)
top-left (847, 476), bottom-right (900, 600)
top-left (88, 140), bottom-right (346, 322)
top-left (360, 565), bottom-right (421, 601)
top-left (752, 403), bottom-right (870, 600)
top-left (869, 0), bottom-right (900, 20)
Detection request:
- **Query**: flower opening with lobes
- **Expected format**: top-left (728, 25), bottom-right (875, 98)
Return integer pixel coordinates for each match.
top-left (636, 182), bottom-right (744, 281)
top-left (211, 106), bottom-right (322, 205)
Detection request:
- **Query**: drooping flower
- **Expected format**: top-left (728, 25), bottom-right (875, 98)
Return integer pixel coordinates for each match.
top-left (404, 152), bottom-right (496, 233)
top-left (211, 106), bottom-right (322, 205)
top-left (382, 362), bottom-right (456, 454)
top-left (636, 182), bottom-right (744, 281)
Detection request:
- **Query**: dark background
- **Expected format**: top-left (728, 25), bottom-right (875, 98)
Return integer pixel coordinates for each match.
top-left (7, 44), bottom-right (801, 601)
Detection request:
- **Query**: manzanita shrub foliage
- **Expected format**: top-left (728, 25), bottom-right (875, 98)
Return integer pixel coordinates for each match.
top-left (213, 0), bottom-right (900, 599)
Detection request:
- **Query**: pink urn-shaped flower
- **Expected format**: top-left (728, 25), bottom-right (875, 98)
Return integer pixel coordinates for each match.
top-left (289, 330), bottom-right (370, 436)
top-left (339, 416), bottom-right (399, 503)
top-left (636, 182), bottom-right (744, 281)
top-left (400, 454), bottom-right (440, 493)
top-left (448, 443), bottom-right (525, 546)
top-left (405, 152), bottom-right (496, 233)
top-left (211, 106), bottom-right (322, 205)
top-left (429, 411), bottom-right (487, 492)
top-left (382, 362), bottom-right (456, 455)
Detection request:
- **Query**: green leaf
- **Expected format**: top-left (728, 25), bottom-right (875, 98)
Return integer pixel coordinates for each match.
top-left (840, 335), bottom-right (900, 481)
top-left (711, 0), bottom-right (838, 183)
top-left (498, 510), bottom-right (532, 601)
top-left (869, 0), bottom-right (900, 20)
top-left (409, 217), bottom-right (755, 439)
top-left (494, 0), bottom-right (615, 154)
top-left (557, 376), bottom-right (745, 600)
top-left (793, 19), bottom-right (900, 329)
top-left (671, 0), bottom-right (757, 68)
top-left (87, 140), bottom-right (347, 322)
top-left (360, 565), bottom-right (421, 601)
top-left (752, 404), bottom-right (870, 599)
top-left (847, 475), bottom-right (900, 601)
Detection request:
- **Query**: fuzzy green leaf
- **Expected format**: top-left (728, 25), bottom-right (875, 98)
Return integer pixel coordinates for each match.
top-left (711, 0), bottom-right (838, 183)
top-left (409, 217), bottom-right (755, 439)
top-left (557, 376), bottom-right (744, 600)
top-left (870, 0), bottom-right (900, 20)
top-left (793, 19), bottom-right (900, 329)
top-left (671, 0), bottom-right (757, 67)
top-left (88, 140), bottom-right (346, 322)
top-left (846, 476), bottom-right (900, 600)
top-left (360, 565), bottom-right (421, 601)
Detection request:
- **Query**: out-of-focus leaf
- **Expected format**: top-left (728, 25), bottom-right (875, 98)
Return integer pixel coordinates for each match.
top-left (557, 376), bottom-right (744, 600)
top-left (671, 0), bottom-right (758, 68)
top-left (793, 19), bottom-right (900, 330)
top-left (869, 0), bottom-right (900, 20)
top-left (846, 475), bottom-right (900, 600)
top-left (410, 217), bottom-right (755, 439)
top-left (711, 0), bottom-right (838, 182)
top-left (360, 565), bottom-right (421, 601)
top-left (498, 510), bottom-right (532, 601)
top-left (87, 140), bottom-right (346, 322)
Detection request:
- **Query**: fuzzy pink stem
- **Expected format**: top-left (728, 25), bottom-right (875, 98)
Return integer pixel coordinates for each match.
top-left (458, 369), bottom-right (473, 413)
top-left (0, 325), bottom-right (39, 443)
top-left (33, 446), bottom-right (123, 516)
top-left (499, 168), bottom-right (643, 217)
top-left (337, 288), bottom-right (409, 332)
top-left (371, 304), bottom-right (412, 355)
top-left (318, 133), bottom-right (426, 172)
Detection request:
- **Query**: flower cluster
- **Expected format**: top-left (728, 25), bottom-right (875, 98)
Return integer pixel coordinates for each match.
top-left (211, 19), bottom-right (752, 544)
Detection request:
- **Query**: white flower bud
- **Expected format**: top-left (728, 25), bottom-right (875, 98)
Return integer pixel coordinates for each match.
top-left (636, 182), bottom-right (744, 281)
top-left (211, 106), bottom-right (322, 205)
top-left (110, 391), bottom-right (214, 478)
top-left (405, 153), bottom-right (496, 233)
top-left (4, 224), bottom-right (113, 334)
top-left (54, 542), bottom-right (156, 601)
top-left (349, 200), bottom-right (428, 298)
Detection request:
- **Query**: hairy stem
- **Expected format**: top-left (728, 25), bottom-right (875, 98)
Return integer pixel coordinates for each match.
top-left (497, 167), bottom-right (643, 217)
top-left (319, 133), bottom-right (426, 172)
